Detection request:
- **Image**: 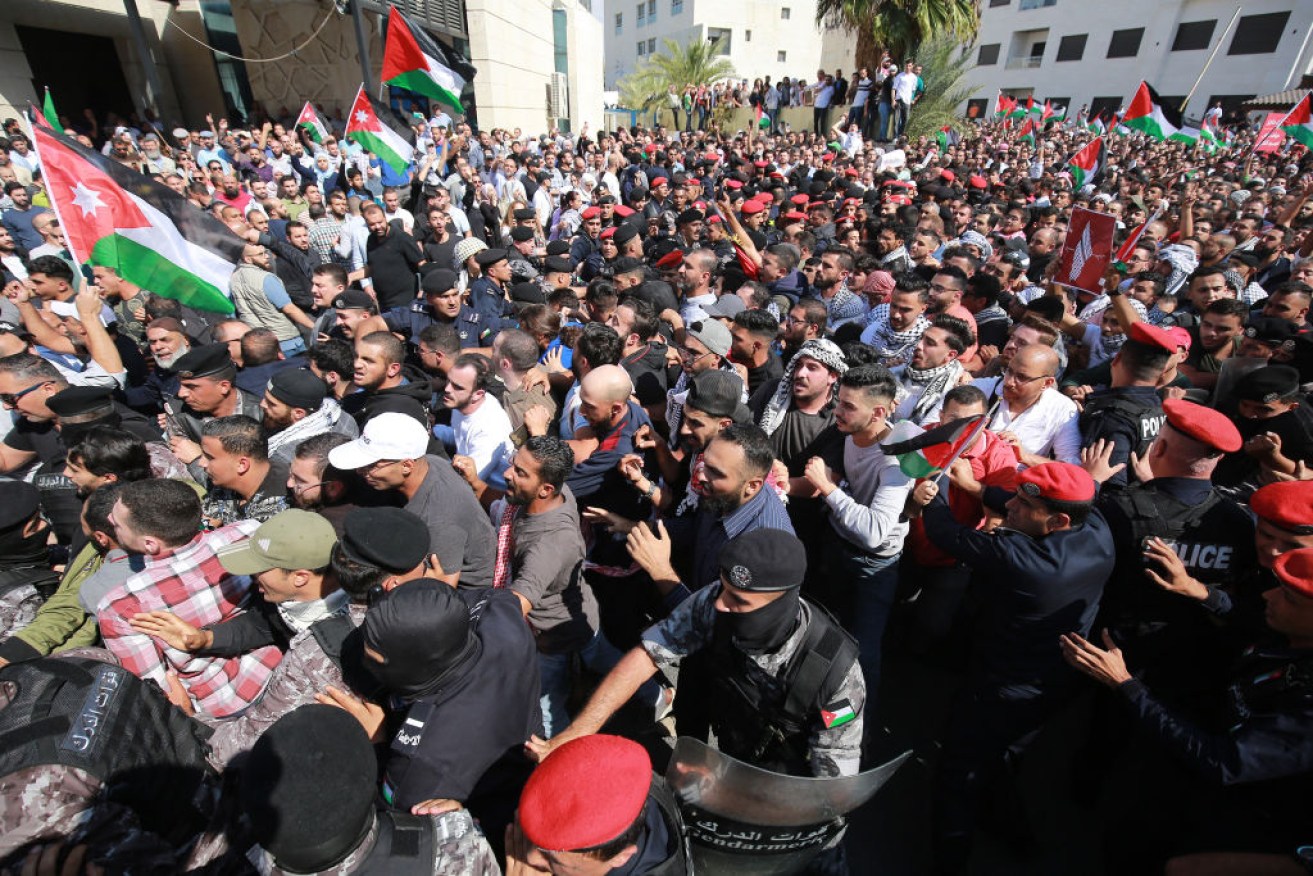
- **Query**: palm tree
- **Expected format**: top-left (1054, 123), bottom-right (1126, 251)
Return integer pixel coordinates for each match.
top-left (903, 33), bottom-right (979, 141)
top-left (617, 36), bottom-right (736, 117)
top-left (816, 0), bottom-right (981, 72)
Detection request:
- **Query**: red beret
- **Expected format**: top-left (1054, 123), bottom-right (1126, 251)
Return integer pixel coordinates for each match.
top-left (1129, 322), bottom-right (1178, 355)
top-left (753, 159), bottom-right (768, 168)
top-left (790, 194), bottom-right (809, 206)
top-left (888, 194), bottom-right (913, 206)
top-left (614, 204), bottom-right (635, 217)
top-left (782, 210), bottom-right (808, 222)
top-left (842, 197), bottom-right (860, 206)
top-left (752, 191), bottom-right (773, 202)
top-left (740, 200), bottom-right (766, 215)
top-left (1250, 482), bottom-right (1313, 535)
top-left (655, 249), bottom-right (684, 269)
top-left (707, 214), bottom-right (723, 224)
top-left (807, 201), bottom-right (826, 210)
top-left (686, 178), bottom-right (701, 186)
top-left (725, 179), bottom-right (744, 190)
top-left (1016, 462), bottom-right (1095, 504)
top-left (693, 200), bottom-right (707, 211)
top-left (1161, 399), bottom-right (1241, 453)
top-left (821, 153), bottom-right (836, 162)
top-left (581, 206), bottom-right (601, 220)
top-left (643, 143), bottom-right (657, 154)
top-left (940, 169), bottom-right (956, 182)
top-left (704, 151), bottom-right (720, 162)
top-left (1164, 326), bottom-right (1192, 352)
top-left (844, 168), bottom-right (859, 177)
top-left (599, 226), bottom-right (616, 239)
top-left (769, 171), bottom-right (784, 180)
top-left (1274, 548), bottom-right (1313, 599)
top-left (650, 176), bottom-right (669, 187)
top-left (519, 735), bottom-right (652, 851)
top-left (969, 174), bottom-right (988, 190)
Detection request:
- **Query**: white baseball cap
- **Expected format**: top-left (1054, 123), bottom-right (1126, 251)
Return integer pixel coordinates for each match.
top-left (328, 412), bottom-right (430, 470)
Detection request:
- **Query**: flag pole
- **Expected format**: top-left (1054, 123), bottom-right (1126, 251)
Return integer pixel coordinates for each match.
top-left (928, 401), bottom-right (1000, 488)
top-left (1180, 7), bottom-right (1242, 114)
top-left (1245, 99), bottom-right (1299, 161)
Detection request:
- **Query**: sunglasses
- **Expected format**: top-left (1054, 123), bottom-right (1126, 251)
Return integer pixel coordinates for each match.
top-left (0, 381), bottom-right (49, 407)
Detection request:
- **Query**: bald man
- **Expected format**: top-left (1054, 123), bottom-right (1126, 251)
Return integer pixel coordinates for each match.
top-left (974, 344), bottom-right (1082, 465)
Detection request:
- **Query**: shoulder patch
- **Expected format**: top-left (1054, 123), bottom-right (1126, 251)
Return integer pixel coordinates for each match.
top-left (820, 699), bottom-right (856, 729)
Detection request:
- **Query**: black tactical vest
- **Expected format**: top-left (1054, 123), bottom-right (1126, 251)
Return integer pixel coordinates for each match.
top-left (353, 811), bottom-right (437, 876)
top-left (1080, 392), bottom-right (1166, 460)
top-left (0, 563), bottom-right (59, 601)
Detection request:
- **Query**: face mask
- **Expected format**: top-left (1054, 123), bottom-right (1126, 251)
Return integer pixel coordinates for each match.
top-left (713, 587), bottom-right (800, 653)
top-left (0, 518), bottom-right (50, 566)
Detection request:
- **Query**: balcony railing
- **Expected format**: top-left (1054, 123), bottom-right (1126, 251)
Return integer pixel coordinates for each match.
top-left (1005, 56), bottom-right (1044, 69)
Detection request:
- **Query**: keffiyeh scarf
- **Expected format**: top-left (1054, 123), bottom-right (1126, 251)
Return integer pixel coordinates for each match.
top-left (759, 339), bottom-right (848, 437)
top-left (900, 360), bottom-right (963, 424)
top-left (865, 303), bottom-right (930, 367)
top-left (267, 397), bottom-right (348, 459)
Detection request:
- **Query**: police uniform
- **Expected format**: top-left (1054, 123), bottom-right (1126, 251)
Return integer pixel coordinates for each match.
top-left (168, 343), bottom-right (264, 442)
top-left (0, 483), bottom-right (58, 643)
top-left (469, 250), bottom-right (514, 334)
top-left (390, 301), bottom-right (490, 349)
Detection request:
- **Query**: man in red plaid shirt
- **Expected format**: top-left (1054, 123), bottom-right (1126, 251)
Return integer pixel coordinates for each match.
top-left (98, 479), bottom-right (281, 718)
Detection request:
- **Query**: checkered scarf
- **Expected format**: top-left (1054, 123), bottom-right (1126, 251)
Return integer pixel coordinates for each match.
top-left (759, 339), bottom-right (848, 436)
top-left (864, 303), bottom-right (930, 367)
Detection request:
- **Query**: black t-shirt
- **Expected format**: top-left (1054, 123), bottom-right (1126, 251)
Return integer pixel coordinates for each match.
top-left (423, 238), bottom-right (459, 272)
top-left (744, 354), bottom-right (784, 398)
top-left (5, 418), bottom-right (64, 463)
top-left (366, 224), bottom-right (424, 310)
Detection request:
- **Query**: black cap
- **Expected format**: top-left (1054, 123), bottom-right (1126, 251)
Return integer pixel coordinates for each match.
top-left (613, 223), bottom-right (639, 246)
top-left (676, 208), bottom-right (705, 226)
top-left (511, 281), bottom-right (547, 304)
top-left (332, 288), bottom-right (377, 311)
top-left (685, 370), bottom-right (748, 421)
top-left (543, 255), bottom-right (575, 274)
top-left (545, 240), bottom-right (571, 257)
top-left (1244, 316), bottom-right (1298, 346)
top-left (268, 368), bottom-right (329, 411)
top-left (421, 269), bottom-right (459, 296)
top-left (596, 194), bottom-right (616, 206)
top-left (510, 226), bottom-right (536, 243)
top-left (1235, 365), bottom-right (1301, 404)
top-left (717, 528), bottom-right (807, 591)
top-left (611, 256), bottom-right (645, 276)
top-left (475, 247), bottom-right (509, 268)
top-left (174, 343), bottom-right (234, 380)
top-left (512, 207), bottom-right (536, 221)
top-left (628, 185), bottom-right (649, 202)
top-left (340, 507), bottom-right (430, 572)
top-left (1229, 250), bottom-right (1261, 268)
top-left (0, 481), bottom-right (40, 529)
top-left (47, 385), bottom-right (115, 419)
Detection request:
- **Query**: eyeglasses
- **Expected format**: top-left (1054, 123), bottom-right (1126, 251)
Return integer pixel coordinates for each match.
top-left (679, 347), bottom-right (713, 363)
top-left (1002, 368), bottom-right (1048, 385)
top-left (0, 381), bottom-right (49, 407)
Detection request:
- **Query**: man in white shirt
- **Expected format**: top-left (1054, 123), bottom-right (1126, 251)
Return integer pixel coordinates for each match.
top-left (381, 188), bottom-right (415, 235)
top-left (972, 344), bottom-right (1080, 464)
top-left (892, 61), bottom-right (919, 138)
top-left (444, 354), bottom-right (515, 483)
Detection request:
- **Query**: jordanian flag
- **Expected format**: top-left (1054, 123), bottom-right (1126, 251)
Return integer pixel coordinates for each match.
top-left (1068, 136), bottom-right (1105, 188)
top-left (30, 120), bottom-right (241, 314)
top-left (1279, 93), bottom-right (1313, 149)
top-left (382, 6), bottom-right (466, 112)
top-left (882, 416), bottom-right (983, 478)
top-left (1122, 81), bottom-right (1182, 141)
top-left (1017, 117), bottom-right (1037, 145)
top-left (296, 101), bottom-right (329, 144)
top-left (344, 85), bottom-right (415, 175)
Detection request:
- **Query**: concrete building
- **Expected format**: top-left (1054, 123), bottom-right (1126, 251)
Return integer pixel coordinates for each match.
top-left (602, 0), bottom-right (857, 91)
top-left (0, 0), bottom-right (603, 135)
top-left (959, 0), bottom-right (1313, 122)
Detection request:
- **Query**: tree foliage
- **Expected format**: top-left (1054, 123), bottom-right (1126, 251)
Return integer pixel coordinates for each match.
top-left (617, 37), bottom-right (736, 113)
top-left (816, 0), bottom-right (981, 72)
top-left (904, 33), bottom-right (980, 141)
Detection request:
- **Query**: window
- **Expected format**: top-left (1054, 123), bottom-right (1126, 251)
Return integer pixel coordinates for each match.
top-left (647, 38), bottom-right (655, 53)
top-left (989, 0), bottom-right (1010, 6)
top-left (1089, 95), bottom-right (1121, 118)
top-left (1029, 40), bottom-right (1045, 59)
top-left (1228, 11), bottom-right (1289, 55)
top-left (745, 29), bottom-right (751, 41)
top-left (781, 8), bottom-right (791, 19)
top-left (977, 43), bottom-right (1000, 65)
top-left (1172, 19), bottom-right (1216, 51)
top-left (647, 0), bottom-right (656, 24)
top-left (1107, 27), bottom-right (1144, 58)
top-left (707, 27), bottom-right (731, 53)
top-left (636, 41), bottom-right (644, 56)
top-left (778, 50), bottom-right (787, 63)
top-left (1018, 0), bottom-right (1055, 8)
top-left (636, 2), bottom-right (644, 26)
top-left (1055, 34), bottom-right (1086, 61)
top-left (671, 0), bottom-right (683, 13)
top-left (615, 12), bottom-right (622, 32)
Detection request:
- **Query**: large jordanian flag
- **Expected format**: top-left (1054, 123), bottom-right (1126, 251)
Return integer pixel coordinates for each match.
top-left (344, 86), bottom-right (415, 175)
top-left (1122, 81), bottom-right (1182, 141)
top-left (382, 6), bottom-right (466, 112)
top-left (31, 120), bottom-right (241, 314)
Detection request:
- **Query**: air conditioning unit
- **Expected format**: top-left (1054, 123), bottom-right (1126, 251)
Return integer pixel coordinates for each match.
top-left (549, 72), bottom-right (568, 122)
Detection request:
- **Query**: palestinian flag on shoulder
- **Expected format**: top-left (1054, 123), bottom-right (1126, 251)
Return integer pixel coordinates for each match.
top-left (344, 85), bottom-right (415, 176)
top-left (296, 101), bottom-right (329, 143)
top-left (881, 416), bottom-right (983, 478)
top-left (1067, 136), bottom-right (1105, 188)
top-left (1279, 93), bottom-right (1313, 149)
top-left (29, 117), bottom-right (241, 314)
top-left (1122, 81), bottom-right (1182, 141)
top-left (382, 6), bottom-right (467, 112)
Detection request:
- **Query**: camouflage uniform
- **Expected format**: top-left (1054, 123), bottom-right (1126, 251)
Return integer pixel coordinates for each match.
top-left (249, 809), bottom-right (500, 876)
top-left (643, 585), bottom-right (866, 777)
top-left (203, 604), bottom-right (366, 770)
top-left (0, 543), bottom-right (104, 661)
top-left (0, 585), bottom-right (42, 643)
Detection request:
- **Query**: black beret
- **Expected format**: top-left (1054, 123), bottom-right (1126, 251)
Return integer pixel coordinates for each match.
top-left (475, 247), bottom-right (509, 268)
top-left (614, 223), bottom-right (640, 246)
top-left (545, 240), bottom-right (571, 257)
top-left (510, 226), bottom-right (536, 242)
top-left (544, 255), bottom-right (575, 274)
top-left (611, 256), bottom-right (645, 275)
top-left (1244, 316), bottom-right (1298, 345)
top-left (268, 368), bottom-right (328, 411)
top-left (718, 528), bottom-right (806, 591)
top-left (332, 288), bottom-right (377, 311)
top-left (340, 507), bottom-right (430, 572)
top-left (1235, 365), bottom-right (1301, 404)
top-left (421, 269), bottom-right (459, 295)
top-left (173, 343), bottom-right (234, 380)
top-left (47, 385), bottom-right (115, 419)
top-left (596, 194), bottom-right (616, 206)
top-left (676, 208), bottom-right (705, 226)
top-left (0, 481), bottom-right (40, 529)
top-left (511, 281), bottom-right (547, 304)
top-left (512, 207), bottom-right (536, 221)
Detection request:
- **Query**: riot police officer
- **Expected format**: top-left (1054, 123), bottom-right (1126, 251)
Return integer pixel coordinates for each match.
top-left (387, 268), bottom-right (492, 350)
top-left (1077, 321), bottom-right (1172, 490)
top-left (0, 482), bottom-right (57, 641)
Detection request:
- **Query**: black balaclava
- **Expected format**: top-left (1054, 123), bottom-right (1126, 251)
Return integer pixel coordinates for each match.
top-left (0, 518), bottom-right (49, 567)
top-left (362, 578), bottom-right (481, 700)
top-left (713, 587), bottom-right (801, 654)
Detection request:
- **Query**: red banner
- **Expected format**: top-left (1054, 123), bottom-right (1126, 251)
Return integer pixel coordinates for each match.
top-left (1254, 112), bottom-right (1287, 154)
top-left (1056, 207), bottom-right (1117, 295)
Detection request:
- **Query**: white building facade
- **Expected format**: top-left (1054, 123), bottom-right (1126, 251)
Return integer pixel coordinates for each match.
top-left (602, 0), bottom-right (856, 92)
top-left (958, 0), bottom-right (1313, 122)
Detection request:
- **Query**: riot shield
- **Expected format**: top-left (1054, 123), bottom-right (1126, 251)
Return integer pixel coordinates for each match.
top-left (665, 736), bottom-right (910, 875)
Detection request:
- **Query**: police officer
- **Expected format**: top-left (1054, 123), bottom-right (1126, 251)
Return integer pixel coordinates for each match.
top-left (0, 482), bottom-right (57, 640)
top-left (530, 528), bottom-right (865, 779)
top-left (239, 704), bottom-right (500, 875)
top-left (389, 268), bottom-right (491, 350)
top-left (1077, 321), bottom-right (1172, 490)
top-left (1062, 547), bottom-right (1313, 872)
top-left (1091, 399), bottom-right (1255, 695)
top-left (165, 343), bottom-right (263, 460)
top-left (913, 461), bottom-right (1114, 872)
top-left (469, 248), bottom-right (514, 336)
top-left (508, 734), bottom-right (690, 875)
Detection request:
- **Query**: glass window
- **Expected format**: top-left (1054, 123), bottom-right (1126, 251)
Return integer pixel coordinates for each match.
top-left (615, 12), bottom-right (622, 32)
top-left (1106, 28), bottom-right (1144, 58)
top-left (671, 0), bottom-right (683, 13)
top-left (1055, 34), bottom-right (1086, 61)
top-left (1228, 11), bottom-right (1290, 55)
top-left (781, 8), bottom-right (791, 20)
top-left (1172, 20), bottom-right (1216, 51)
top-left (977, 43), bottom-right (1000, 65)
top-left (637, 41), bottom-right (644, 56)
top-left (648, 38), bottom-right (656, 53)
top-left (637, 3), bottom-right (645, 25)
top-left (778, 50), bottom-right (787, 62)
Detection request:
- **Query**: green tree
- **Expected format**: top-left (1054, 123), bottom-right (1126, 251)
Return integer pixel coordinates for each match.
top-left (902, 33), bottom-right (979, 141)
top-left (815, 0), bottom-right (980, 73)
top-left (617, 37), bottom-right (736, 118)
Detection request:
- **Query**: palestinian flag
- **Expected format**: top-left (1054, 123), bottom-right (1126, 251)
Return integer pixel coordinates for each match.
top-left (1114, 203), bottom-right (1164, 266)
top-left (1009, 97), bottom-right (1029, 121)
top-left (1067, 136), bottom-right (1105, 188)
top-left (296, 101), bottom-right (329, 144)
top-left (1198, 124), bottom-right (1219, 153)
top-left (882, 416), bottom-right (982, 478)
top-left (1086, 113), bottom-right (1106, 135)
top-left (935, 126), bottom-right (960, 150)
top-left (1169, 125), bottom-right (1200, 145)
top-left (1122, 81), bottom-right (1181, 141)
top-left (30, 120), bottom-right (241, 314)
top-left (42, 88), bottom-right (64, 135)
top-left (382, 6), bottom-right (466, 112)
top-left (1278, 93), bottom-right (1313, 149)
top-left (994, 94), bottom-right (1012, 118)
top-left (1041, 100), bottom-right (1054, 125)
top-left (1048, 104), bottom-right (1067, 124)
top-left (1027, 96), bottom-right (1042, 120)
top-left (344, 85), bottom-right (415, 175)
top-left (1017, 117), bottom-right (1037, 146)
